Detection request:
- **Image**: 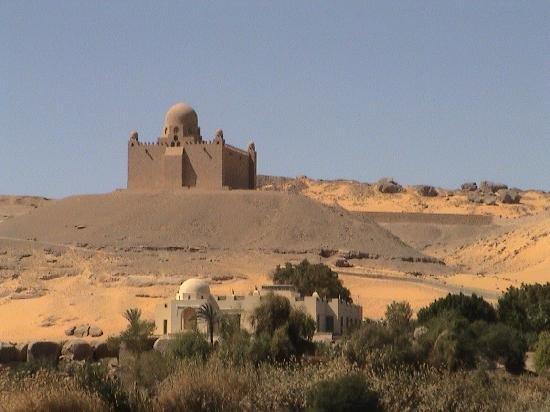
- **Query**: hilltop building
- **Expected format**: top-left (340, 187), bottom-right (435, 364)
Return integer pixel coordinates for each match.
top-left (154, 278), bottom-right (363, 339)
top-left (128, 102), bottom-right (257, 190)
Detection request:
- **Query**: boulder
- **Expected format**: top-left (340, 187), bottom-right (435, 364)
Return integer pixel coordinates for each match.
top-left (0, 342), bottom-right (19, 363)
top-left (417, 185), bottom-right (438, 197)
top-left (461, 182), bottom-right (478, 192)
top-left (27, 341), bottom-right (60, 364)
top-left (64, 326), bottom-right (76, 336)
top-left (377, 178), bottom-right (403, 194)
top-left (413, 326), bottom-right (428, 341)
top-left (89, 325), bottom-right (103, 337)
top-left (480, 181), bottom-right (508, 193)
top-left (335, 258), bottom-right (353, 268)
top-left (467, 193), bottom-right (484, 204)
top-left (153, 337), bottom-right (174, 354)
top-left (499, 189), bottom-right (521, 204)
top-left (16, 343), bottom-right (28, 362)
top-left (483, 195), bottom-right (497, 206)
top-left (93, 341), bottom-right (118, 360)
top-left (73, 324), bottom-right (90, 337)
top-left (62, 340), bottom-right (93, 361)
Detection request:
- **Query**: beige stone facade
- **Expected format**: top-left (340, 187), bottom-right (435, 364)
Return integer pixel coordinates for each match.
top-left (128, 103), bottom-right (257, 190)
top-left (155, 279), bottom-right (363, 339)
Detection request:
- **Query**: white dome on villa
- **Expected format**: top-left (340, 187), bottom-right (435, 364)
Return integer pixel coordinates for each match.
top-left (177, 278), bottom-right (211, 300)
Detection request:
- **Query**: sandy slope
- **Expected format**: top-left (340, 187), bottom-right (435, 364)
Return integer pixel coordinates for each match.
top-left (260, 176), bottom-right (549, 218)
top-left (0, 182), bottom-right (548, 342)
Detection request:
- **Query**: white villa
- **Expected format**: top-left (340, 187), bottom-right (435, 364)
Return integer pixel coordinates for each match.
top-left (155, 278), bottom-right (363, 338)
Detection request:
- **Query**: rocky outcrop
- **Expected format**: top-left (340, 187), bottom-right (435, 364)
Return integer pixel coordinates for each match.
top-left (335, 258), bottom-right (353, 268)
top-left (61, 340), bottom-right (93, 361)
top-left (0, 342), bottom-right (19, 363)
top-left (499, 189), bottom-right (521, 204)
top-left (461, 182), bottom-right (478, 192)
top-left (417, 185), bottom-right (438, 197)
top-left (480, 181), bottom-right (508, 193)
top-left (377, 178), bottom-right (403, 194)
top-left (27, 341), bottom-right (60, 364)
top-left (65, 324), bottom-right (103, 337)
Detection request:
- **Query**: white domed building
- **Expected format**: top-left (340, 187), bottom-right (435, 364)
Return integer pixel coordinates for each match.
top-left (128, 102), bottom-right (257, 190)
top-left (154, 278), bottom-right (363, 338)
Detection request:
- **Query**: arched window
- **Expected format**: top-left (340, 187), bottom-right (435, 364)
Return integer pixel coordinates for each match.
top-left (171, 142), bottom-right (175, 147)
top-left (164, 127), bottom-right (168, 134)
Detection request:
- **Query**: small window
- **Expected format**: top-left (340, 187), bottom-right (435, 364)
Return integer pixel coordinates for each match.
top-left (164, 128), bottom-right (168, 134)
top-left (163, 319), bottom-right (168, 335)
top-left (171, 142), bottom-right (175, 147)
top-left (174, 127), bottom-right (179, 133)
top-left (174, 135), bottom-right (178, 141)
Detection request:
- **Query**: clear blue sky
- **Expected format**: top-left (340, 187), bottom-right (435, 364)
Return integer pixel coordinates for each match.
top-left (1, 1), bottom-right (548, 197)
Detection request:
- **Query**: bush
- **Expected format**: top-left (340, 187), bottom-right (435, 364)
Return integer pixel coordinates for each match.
top-left (307, 373), bottom-right (381, 411)
top-left (167, 331), bottom-right (211, 361)
top-left (343, 320), bottom-right (419, 368)
top-left (273, 260), bottom-right (352, 303)
top-left (73, 362), bottom-right (132, 411)
top-left (535, 331), bottom-right (550, 375)
top-left (417, 293), bottom-right (497, 324)
top-left (385, 301), bottom-right (413, 331)
top-left (477, 323), bottom-right (527, 374)
top-left (250, 294), bottom-right (316, 362)
top-left (497, 283), bottom-right (550, 336)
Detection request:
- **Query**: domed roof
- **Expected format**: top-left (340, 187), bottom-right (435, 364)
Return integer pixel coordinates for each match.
top-left (164, 102), bottom-right (198, 128)
top-left (178, 278), bottom-right (210, 297)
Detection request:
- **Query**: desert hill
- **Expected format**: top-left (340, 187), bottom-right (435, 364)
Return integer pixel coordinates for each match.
top-left (258, 175), bottom-right (549, 218)
top-left (1, 182), bottom-right (548, 342)
top-left (0, 190), bottom-right (418, 258)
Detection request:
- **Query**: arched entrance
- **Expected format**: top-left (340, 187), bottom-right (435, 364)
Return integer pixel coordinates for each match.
top-left (181, 307), bottom-right (196, 331)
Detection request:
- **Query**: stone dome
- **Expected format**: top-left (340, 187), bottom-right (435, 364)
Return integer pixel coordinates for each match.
top-left (177, 278), bottom-right (210, 299)
top-left (164, 102), bottom-right (198, 131)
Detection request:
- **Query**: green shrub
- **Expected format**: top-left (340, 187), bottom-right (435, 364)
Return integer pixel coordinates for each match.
top-left (535, 331), bottom-right (550, 375)
top-left (417, 293), bottom-right (497, 324)
top-left (497, 283), bottom-right (550, 336)
top-left (477, 323), bottom-right (527, 374)
top-left (306, 373), bottom-right (380, 412)
top-left (385, 301), bottom-right (413, 331)
top-left (343, 320), bottom-right (420, 368)
top-left (167, 331), bottom-right (211, 361)
top-left (250, 294), bottom-right (316, 362)
top-left (273, 260), bottom-right (352, 303)
top-left (73, 362), bottom-right (131, 411)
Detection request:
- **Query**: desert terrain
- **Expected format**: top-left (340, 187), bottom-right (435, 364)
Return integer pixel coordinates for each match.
top-left (0, 179), bottom-right (548, 342)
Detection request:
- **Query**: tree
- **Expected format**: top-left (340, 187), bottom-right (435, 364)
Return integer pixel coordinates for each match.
top-left (497, 283), bottom-right (550, 336)
top-left (120, 308), bottom-right (155, 355)
top-left (417, 293), bottom-right (497, 324)
top-left (477, 323), bottom-right (527, 374)
top-left (250, 294), bottom-right (316, 362)
top-left (272, 260), bottom-right (352, 303)
top-left (196, 303), bottom-right (218, 346)
top-left (385, 301), bottom-right (413, 331)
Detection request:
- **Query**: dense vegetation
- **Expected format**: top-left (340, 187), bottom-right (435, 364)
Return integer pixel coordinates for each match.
top-left (1, 280), bottom-right (550, 411)
top-left (272, 260), bottom-right (352, 303)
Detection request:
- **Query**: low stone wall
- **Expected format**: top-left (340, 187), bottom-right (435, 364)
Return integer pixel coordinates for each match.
top-left (0, 339), bottom-right (119, 366)
top-left (358, 211), bottom-right (493, 225)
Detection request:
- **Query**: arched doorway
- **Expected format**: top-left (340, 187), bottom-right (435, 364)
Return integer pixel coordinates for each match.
top-left (181, 307), bottom-right (196, 331)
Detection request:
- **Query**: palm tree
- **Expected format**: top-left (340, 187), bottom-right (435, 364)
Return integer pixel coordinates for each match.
top-left (120, 308), bottom-right (155, 354)
top-left (196, 303), bottom-right (218, 346)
